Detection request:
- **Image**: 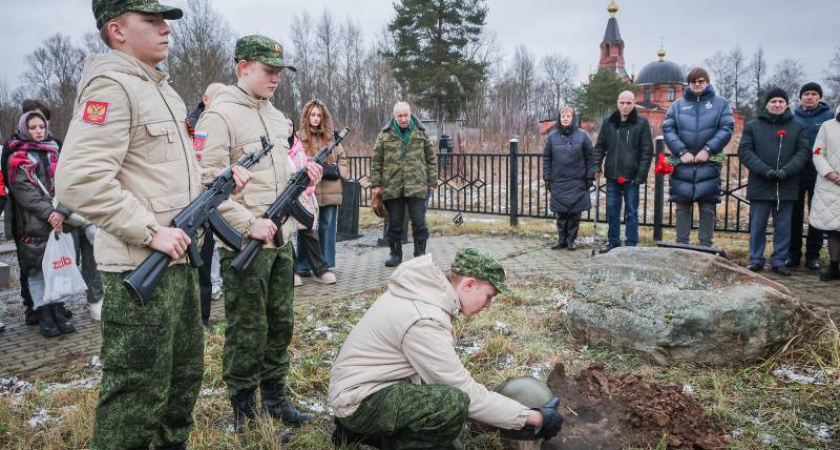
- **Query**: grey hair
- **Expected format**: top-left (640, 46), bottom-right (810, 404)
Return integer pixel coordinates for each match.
top-left (393, 101), bottom-right (411, 114)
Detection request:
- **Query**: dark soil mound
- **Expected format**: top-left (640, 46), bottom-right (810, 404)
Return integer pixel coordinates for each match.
top-left (544, 363), bottom-right (731, 450)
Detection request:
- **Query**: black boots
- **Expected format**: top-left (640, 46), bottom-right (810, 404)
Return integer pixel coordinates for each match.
top-left (385, 241), bottom-right (402, 267)
top-left (820, 261), bottom-right (840, 281)
top-left (566, 215), bottom-right (580, 250)
top-left (231, 392), bottom-right (259, 433)
top-left (39, 304), bottom-right (75, 338)
top-left (231, 390), bottom-right (292, 444)
top-left (552, 215), bottom-right (568, 250)
top-left (552, 213), bottom-right (579, 250)
top-left (413, 239), bottom-right (427, 257)
top-left (261, 382), bottom-right (315, 426)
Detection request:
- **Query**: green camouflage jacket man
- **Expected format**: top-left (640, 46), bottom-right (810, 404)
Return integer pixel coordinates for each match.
top-left (370, 118), bottom-right (437, 200)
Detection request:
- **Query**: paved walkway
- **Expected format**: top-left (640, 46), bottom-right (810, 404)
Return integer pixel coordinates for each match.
top-left (0, 234), bottom-right (836, 378)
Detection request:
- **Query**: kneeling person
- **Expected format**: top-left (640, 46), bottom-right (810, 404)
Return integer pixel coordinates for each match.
top-left (329, 248), bottom-right (563, 449)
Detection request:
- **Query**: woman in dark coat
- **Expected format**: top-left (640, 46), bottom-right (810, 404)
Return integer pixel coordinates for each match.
top-left (543, 106), bottom-right (597, 250)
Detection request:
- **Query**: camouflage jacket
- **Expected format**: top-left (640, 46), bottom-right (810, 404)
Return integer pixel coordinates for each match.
top-left (370, 119), bottom-right (437, 200)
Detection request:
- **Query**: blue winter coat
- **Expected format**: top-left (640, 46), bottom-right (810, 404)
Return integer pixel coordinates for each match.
top-left (543, 126), bottom-right (597, 214)
top-left (663, 85), bottom-right (735, 203)
top-left (793, 102), bottom-right (835, 185)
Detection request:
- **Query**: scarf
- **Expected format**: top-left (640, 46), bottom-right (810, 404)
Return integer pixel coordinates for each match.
top-left (391, 118), bottom-right (415, 146)
top-left (6, 136), bottom-right (60, 193)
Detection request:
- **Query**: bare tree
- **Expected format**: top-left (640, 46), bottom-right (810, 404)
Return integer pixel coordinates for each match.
top-left (540, 53), bottom-right (577, 117)
top-left (81, 32), bottom-right (109, 55)
top-left (728, 45), bottom-right (750, 111)
top-left (19, 34), bottom-right (86, 140)
top-left (166, 0), bottom-right (236, 108)
top-left (704, 51), bottom-right (733, 101)
top-left (749, 47), bottom-right (768, 113)
top-left (824, 45), bottom-right (840, 106)
top-left (768, 58), bottom-right (806, 102)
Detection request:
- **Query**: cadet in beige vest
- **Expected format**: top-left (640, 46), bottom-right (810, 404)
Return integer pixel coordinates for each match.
top-left (195, 35), bottom-right (322, 435)
top-left (55, 2), bottom-right (250, 449)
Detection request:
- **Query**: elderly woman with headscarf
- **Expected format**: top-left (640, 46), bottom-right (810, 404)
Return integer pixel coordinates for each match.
top-left (542, 106), bottom-right (598, 250)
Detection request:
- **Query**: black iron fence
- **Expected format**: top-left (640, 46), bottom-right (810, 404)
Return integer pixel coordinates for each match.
top-left (348, 137), bottom-right (752, 234)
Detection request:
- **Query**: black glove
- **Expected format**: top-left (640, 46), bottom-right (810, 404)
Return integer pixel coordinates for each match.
top-left (765, 169), bottom-right (777, 179)
top-left (775, 169), bottom-right (788, 180)
top-left (534, 397), bottom-right (564, 440)
top-left (322, 163), bottom-right (341, 181)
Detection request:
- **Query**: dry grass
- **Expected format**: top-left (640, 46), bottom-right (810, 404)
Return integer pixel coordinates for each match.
top-left (0, 217), bottom-right (837, 449)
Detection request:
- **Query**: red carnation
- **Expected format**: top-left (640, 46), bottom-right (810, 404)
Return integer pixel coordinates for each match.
top-left (777, 130), bottom-right (787, 137)
top-left (617, 176), bottom-right (627, 184)
top-left (814, 147), bottom-right (821, 156)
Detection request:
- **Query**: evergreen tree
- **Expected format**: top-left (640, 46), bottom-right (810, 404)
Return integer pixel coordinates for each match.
top-left (571, 70), bottom-right (635, 123)
top-left (387, 0), bottom-right (488, 129)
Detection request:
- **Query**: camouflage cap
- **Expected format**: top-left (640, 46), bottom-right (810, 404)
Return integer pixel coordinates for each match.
top-left (234, 35), bottom-right (297, 72)
top-left (451, 248), bottom-right (514, 297)
top-left (93, 0), bottom-right (183, 29)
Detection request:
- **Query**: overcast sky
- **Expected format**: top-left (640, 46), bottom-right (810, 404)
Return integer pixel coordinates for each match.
top-left (2, 0), bottom-right (838, 90)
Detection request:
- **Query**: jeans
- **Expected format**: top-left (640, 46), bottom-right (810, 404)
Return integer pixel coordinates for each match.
top-left (385, 197), bottom-right (429, 244)
top-left (296, 228), bottom-right (328, 276)
top-left (606, 181), bottom-right (640, 246)
top-left (675, 202), bottom-right (717, 247)
top-left (75, 225), bottom-right (103, 304)
top-left (297, 205), bottom-right (338, 271)
top-left (749, 200), bottom-right (794, 268)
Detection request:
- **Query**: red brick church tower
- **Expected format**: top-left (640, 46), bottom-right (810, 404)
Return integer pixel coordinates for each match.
top-left (598, 1), bottom-right (630, 81)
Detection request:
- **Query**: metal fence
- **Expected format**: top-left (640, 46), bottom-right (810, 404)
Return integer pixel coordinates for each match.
top-left (348, 138), bottom-right (753, 234)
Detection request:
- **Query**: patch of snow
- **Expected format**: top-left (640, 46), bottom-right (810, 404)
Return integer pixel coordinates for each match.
top-left (682, 384), bottom-right (694, 396)
top-left (86, 355), bottom-right (102, 372)
top-left (311, 322), bottom-right (334, 340)
top-left (492, 321), bottom-right (510, 334)
top-left (44, 377), bottom-right (99, 392)
top-left (772, 366), bottom-right (837, 386)
top-left (0, 377), bottom-right (34, 396)
top-left (28, 408), bottom-right (58, 428)
top-left (199, 388), bottom-right (225, 398)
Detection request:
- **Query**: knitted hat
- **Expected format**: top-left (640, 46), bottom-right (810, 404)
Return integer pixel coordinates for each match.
top-left (764, 87), bottom-right (789, 106)
top-left (799, 82), bottom-right (823, 98)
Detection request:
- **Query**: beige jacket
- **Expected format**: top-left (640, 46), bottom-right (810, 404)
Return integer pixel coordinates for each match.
top-left (810, 118), bottom-right (840, 232)
top-left (297, 131), bottom-right (350, 207)
top-left (56, 51), bottom-right (202, 272)
top-left (328, 255), bottom-right (531, 430)
top-left (195, 84), bottom-right (297, 248)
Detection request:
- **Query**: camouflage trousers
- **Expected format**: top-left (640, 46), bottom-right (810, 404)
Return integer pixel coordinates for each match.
top-left (92, 266), bottom-right (204, 450)
top-left (338, 382), bottom-right (470, 450)
top-left (220, 244), bottom-right (294, 399)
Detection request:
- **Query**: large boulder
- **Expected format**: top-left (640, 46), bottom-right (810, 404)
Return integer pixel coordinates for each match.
top-left (569, 247), bottom-right (814, 366)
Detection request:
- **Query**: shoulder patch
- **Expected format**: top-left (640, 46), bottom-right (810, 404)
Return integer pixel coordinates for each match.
top-left (82, 100), bottom-right (109, 124)
top-left (193, 131), bottom-right (207, 151)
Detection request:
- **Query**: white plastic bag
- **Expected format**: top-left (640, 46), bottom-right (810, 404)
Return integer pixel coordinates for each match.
top-left (42, 232), bottom-right (87, 303)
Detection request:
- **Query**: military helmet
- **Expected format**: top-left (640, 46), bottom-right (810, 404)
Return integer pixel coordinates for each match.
top-left (496, 377), bottom-right (554, 441)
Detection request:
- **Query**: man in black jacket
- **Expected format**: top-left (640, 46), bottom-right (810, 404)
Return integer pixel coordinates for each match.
top-left (594, 91), bottom-right (654, 253)
top-left (738, 88), bottom-right (811, 276)
top-left (788, 82), bottom-right (835, 270)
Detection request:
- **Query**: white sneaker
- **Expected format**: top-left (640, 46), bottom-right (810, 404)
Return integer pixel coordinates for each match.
top-left (89, 299), bottom-right (103, 321)
top-left (211, 285), bottom-right (223, 300)
top-left (313, 271), bottom-right (336, 285)
top-left (294, 274), bottom-right (303, 287)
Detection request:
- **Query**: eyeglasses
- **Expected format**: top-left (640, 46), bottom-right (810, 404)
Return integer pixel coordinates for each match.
top-left (690, 79), bottom-right (708, 85)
